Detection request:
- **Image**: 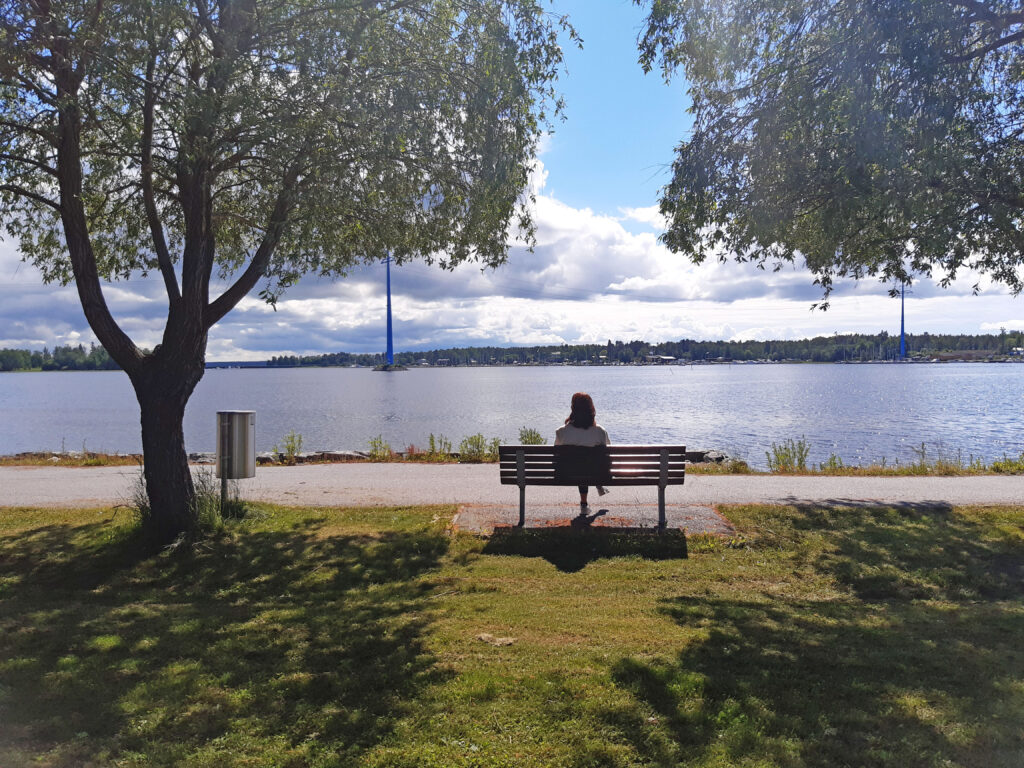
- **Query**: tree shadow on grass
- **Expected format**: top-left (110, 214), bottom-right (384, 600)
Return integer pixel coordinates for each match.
top-left (482, 526), bottom-right (687, 573)
top-left (0, 518), bottom-right (157, 591)
top-left (0, 515), bottom-right (451, 766)
top-left (599, 503), bottom-right (1024, 767)
top-left (785, 501), bottom-right (1024, 602)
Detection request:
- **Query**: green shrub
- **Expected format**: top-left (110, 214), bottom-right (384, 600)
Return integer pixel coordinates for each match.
top-left (518, 426), bottom-right (547, 445)
top-left (427, 433), bottom-right (452, 459)
top-left (766, 436), bottom-right (810, 473)
top-left (273, 430), bottom-right (303, 465)
top-left (908, 442), bottom-right (984, 475)
top-left (819, 453), bottom-right (845, 472)
top-left (458, 434), bottom-right (501, 462)
top-left (724, 458), bottom-right (753, 474)
top-left (458, 433), bottom-right (488, 462)
top-left (991, 451), bottom-right (1024, 474)
top-left (193, 469), bottom-right (221, 532)
top-left (687, 457), bottom-right (753, 475)
top-left (129, 467), bottom-right (243, 541)
top-left (368, 435), bottom-right (394, 461)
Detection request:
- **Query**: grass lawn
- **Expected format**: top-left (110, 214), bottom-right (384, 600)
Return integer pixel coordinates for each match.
top-left (0, 502), bottom-right (1021, 767)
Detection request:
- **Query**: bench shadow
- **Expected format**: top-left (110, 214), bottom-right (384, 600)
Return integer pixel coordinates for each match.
top-left (0, 516), bottom-right (451, 765)
top-left (483, 525), bottom-right (688, 573)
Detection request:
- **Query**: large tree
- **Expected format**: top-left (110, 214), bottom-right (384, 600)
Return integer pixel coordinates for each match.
top-left (0, 0), bottom-right (567, 541)
top-left (636, 0), bottom-right (1024, 303)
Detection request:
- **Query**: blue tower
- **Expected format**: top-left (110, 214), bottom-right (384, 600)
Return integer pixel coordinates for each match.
top-left (385, 255), bottom-right (394, 366)
top-left (899, 281), bottom-right (906, 360)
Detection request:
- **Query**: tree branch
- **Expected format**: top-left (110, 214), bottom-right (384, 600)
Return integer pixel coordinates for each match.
top-left (12, 69), bottom-right (57, 104)
top-left (953, 0), bottom-right (1024, 27)
top-left (0, 152), bottom-right (58, 176)
top-left (0, 184), bottom-right (62, 212)
top-left (0, 117), bottom-right (58, 143)
top-left (204, 163), bottom-right (300, 327)
top-left (141, 50), bottom-right (181, 303)
top-left (71, 0), bottom-right (105, 81)
top-left (946, 28), bottom-right (1024, 62)
top-left (50, 26), bottom-right (142, 372)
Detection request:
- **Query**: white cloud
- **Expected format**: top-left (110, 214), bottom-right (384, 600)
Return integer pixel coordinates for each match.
top-left (979, 320), bottom-right (1024, 332)
top-left (1, 182), bottom-right (1022, 360)
top-left (618, 204), bottom-right (667, 229)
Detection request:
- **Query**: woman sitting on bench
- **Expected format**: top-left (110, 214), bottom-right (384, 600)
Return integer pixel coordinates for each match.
top-left (554, 391), bottom-right (610, 509)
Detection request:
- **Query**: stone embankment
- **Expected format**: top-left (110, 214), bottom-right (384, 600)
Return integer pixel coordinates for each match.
top-left (187, 450), bottom-right (369, 465)
top-left (186, 448), bottom-right (733, 466)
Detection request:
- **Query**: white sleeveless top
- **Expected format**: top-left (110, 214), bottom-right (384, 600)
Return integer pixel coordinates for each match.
top-left (554, 423), bottom-right (610, 447)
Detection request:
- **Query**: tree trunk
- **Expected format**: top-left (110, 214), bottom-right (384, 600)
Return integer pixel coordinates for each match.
top-left (132, 356), bottom-right (206, 544)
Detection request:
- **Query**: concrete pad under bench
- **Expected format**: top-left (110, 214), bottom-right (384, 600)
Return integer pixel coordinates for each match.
top-left (453, 502), bottom-right (733, 536)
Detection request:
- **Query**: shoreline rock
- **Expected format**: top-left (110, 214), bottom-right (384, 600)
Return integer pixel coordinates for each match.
top-left (6, 448), bottom-right (734, 466)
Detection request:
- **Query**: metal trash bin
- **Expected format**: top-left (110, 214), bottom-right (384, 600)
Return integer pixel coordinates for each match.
top-left (216, 411), bottom-right (256, 479)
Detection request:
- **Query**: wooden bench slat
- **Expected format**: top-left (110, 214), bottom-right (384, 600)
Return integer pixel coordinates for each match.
top-left (498, 477), bottom-right (686, 487)
top-left (498, 470), bottom-right (687, 480)
top-left (498, 445), bottom-right (686, 455)
top-left (500, 460), bottom-right (687, 470)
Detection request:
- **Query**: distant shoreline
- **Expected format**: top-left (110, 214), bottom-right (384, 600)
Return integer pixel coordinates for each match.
top-left (222, 357), bottom-right (1024, 369)
top-left (5, 357), bottom-right (1024, 373)
top-left (5, 329), bottom-right (1023, 371)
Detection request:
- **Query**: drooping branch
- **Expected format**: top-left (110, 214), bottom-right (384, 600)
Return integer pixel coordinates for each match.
top-left (204, 162), bottom-right (300, 327)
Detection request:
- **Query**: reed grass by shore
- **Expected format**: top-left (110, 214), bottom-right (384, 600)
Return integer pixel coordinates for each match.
top-left (0, 451), bottom-right (143, 468)
top-left (5, 439), bottom-right (1023, 477)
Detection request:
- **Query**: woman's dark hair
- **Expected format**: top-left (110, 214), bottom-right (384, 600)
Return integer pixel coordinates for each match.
top-left (565, 392), bottom-right (596, 429)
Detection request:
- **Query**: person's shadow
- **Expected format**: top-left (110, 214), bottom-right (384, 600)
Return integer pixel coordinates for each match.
top-left (571, 507), bottom-right (607, 527)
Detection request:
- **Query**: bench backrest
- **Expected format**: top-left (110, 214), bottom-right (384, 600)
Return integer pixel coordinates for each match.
top-left (498, 445), bottom-right (686, 487)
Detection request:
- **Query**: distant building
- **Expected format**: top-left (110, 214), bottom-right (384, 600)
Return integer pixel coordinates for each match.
top-left (644, 355), bottom-right (677, 364)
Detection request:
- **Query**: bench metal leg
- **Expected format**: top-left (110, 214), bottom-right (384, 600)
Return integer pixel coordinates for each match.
top-left (658, 448), bottom-right (668, 530)
top-left (516, 448), bottom-right (526, 527)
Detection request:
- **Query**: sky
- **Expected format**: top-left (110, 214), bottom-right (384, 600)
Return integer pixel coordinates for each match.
top-left (1, 0), bottom-right (1022, 361)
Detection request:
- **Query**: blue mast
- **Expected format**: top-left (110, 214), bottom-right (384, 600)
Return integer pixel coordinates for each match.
top-left (899, 281), bottom-right (906, 360)
top-left (385, 255), bottom-right (394, 366)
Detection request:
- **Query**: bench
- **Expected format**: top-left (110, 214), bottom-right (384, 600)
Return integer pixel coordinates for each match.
top-left (498, 444), bottom-right (686, 529)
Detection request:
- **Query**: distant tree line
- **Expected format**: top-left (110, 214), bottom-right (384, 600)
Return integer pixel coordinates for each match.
top-left (8, 331), bottom-right (1021, 374)
top-left (0, 344), bottom-right (120, 371)
top-left (268, 351), bottom-right (383, 368)
top-left (267, 330), bottom-right (1024, 368)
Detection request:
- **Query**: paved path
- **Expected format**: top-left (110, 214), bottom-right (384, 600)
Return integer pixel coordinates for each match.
top-left (3, 463), bottom-right (1023, 509)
